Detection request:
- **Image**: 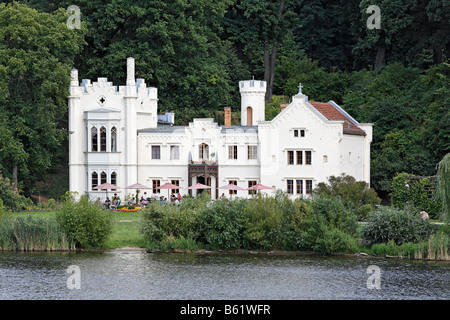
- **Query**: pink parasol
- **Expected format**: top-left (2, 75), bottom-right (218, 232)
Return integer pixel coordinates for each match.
top-left (219, 183), bottom-right (245, 199)
top-left (246, 183), bottom-right (272, 190)
top-left (156, 182), bottom-right (183, 201)
top-left (93, 182), bottom-right (120, 200)
top-left (187, 183), bottom-right (211, 190)
top-left (125, 182), bottom-right (151, 190)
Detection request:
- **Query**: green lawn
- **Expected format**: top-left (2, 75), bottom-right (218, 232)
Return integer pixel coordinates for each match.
top-left (7, 210), bottom-right (147, 249)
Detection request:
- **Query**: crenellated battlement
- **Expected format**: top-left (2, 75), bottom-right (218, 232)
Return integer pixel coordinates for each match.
top-left (239, 80), bottom-right (266, 93)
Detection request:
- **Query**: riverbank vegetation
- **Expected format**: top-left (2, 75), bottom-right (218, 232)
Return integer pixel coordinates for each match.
top-left (1, 173), bottom-right (448, 260)
top-left (140, 191), bottom-right (449, 260)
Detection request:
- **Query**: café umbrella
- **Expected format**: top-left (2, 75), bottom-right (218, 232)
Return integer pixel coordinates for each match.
top-left (247, 183), bottom-right (272, 192)
top-left (187, 182), bottom-right (211, 197)
top-left (218, 183), bottom-right (245, 199)
top-left (92, 182), bottom-right (120, 200)
top-left (125, 182), bottom-right (152, 202)
top-left (156, 182), bottom-right (183, 201)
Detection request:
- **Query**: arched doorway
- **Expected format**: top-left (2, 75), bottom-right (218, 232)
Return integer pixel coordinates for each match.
top-left (247, 107), bottom-right (253, 126)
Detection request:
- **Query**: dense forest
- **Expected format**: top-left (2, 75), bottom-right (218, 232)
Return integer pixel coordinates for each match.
top-left (0, 0), bottom-right (448, 201)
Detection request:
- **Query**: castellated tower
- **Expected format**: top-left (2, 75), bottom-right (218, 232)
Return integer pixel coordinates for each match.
top-left (239, 80), bottom-right (266, 126)
top-left (68, 57), bottom-right (158, 200)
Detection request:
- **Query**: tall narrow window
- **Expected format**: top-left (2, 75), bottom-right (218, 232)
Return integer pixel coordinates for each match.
top-left (229, 180), bottom-right (237, 195)
top-left (294, 130), bottom-right (299, 137)
top-left (91, 127), bottom-right (98, 152)
top-left (199, 143), bottom-right (209, 161)
top-left (91, 171), bottom-right (98, 190)
top-left (152, 180), bottom-right (161, 194)
top-left (248, 180), bottom-right (257, 195)
top-left (247, 107), bottom-right (253, 126)
top-left (111, 127), bottom-right (117, 152)
top-left (170, 145), bottom-right (180, 160)
top-left (296, 180), bottom-right (303, 195)
top-left (171, 180), bottom-right (180, 194)
top-left (111, 172), bottom-right (117, 190)
top-left (248, 145), bottom-right (257, 160)
top-left (287, 151), bottom-right (294, 165)
top-left (152, 146), bottom-right (161, 159)
top-left (306, 180), bottom-right (313, 195)
top-left (300, 130), bottom-right (305, 137)
top-left (305, 151), bottom-right (312, 165)
top-left (296, 151), bottom-right (303, 165)
top-left (100, 126), bottom-right (107, 152)
top-left (287, 180), bottom-right (294, 194)
top-left (100, 171), bottom-right (107, 190)
top-left (228, 145), bottom-right (238, 160)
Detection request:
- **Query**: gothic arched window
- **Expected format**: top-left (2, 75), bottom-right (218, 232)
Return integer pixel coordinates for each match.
top-left (111, 127), bottom-right (117, 152)
top-left (100, 126), bottom-right (107, 152)
top-left (91, 171), bottom-right (98, 190)
top-left (91, 127), bottom-right (98, 152)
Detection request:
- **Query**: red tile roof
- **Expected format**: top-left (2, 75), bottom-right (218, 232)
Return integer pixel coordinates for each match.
top-left (309, 101), bottom-right (366, 136)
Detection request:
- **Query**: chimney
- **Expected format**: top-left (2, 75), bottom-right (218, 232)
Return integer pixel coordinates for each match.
top-left (126, 57), bottom-right (135, 86)
top-left (280, 103), bottom-right (288, 112)
top-left (224, 107), bottom-right (231, 128)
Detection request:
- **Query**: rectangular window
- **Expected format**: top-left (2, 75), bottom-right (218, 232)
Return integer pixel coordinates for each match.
top-left (287, 151), bottom-right (294, 165)
top-left (170, 145), bottom-right (180, 160)
top-left (152, 146), bottom-right (161, 159)
top-left (171, 180), bottom-right (180, 194)
top-left (296, 180), bottom-right (303, 195)
top-left (296, 151), bottom-right (303, 165)
top-left (229, 180), bottom-right (237, 195)
top-left (248, 180), bottom-right (257, 195)
top-left (228, 145), bottom-right (238, 160)
top-left (152, 180), bottom-right (160, 194)
top-left (248, 145), bottom-right (257, 160)
top-left (199, 143), bottom-right (209, 161)
top-left (300, 130), bottom-right (305, 137)
top-left (305, 151), bottom-right (312, 165)
top-left (294, 130), bottom-right (299, 137)
top-left (306, 180), bottom-right (313, 195)
top-left (287, 180), bottom-right (294, 194)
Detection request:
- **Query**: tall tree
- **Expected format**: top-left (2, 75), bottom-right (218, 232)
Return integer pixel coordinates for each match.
top-left (0, 2), bottom-right (85, 190)
top-left (223, 0), bottom-right (297, 101)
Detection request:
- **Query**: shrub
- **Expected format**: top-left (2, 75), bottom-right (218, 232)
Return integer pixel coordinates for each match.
top-left (361, 206), bottom-right (433, 246)
top-left (55, 196), bottom-right (114, 248)
top-left (242, 191), bottom-right (312, 250)
top-left (312, 228), bottom-right (357, 254)
top-left (0, 173), bottom-right (28, 211)
top-left (199, 199), bottom-right (248, 250)
top-left (391, 172), bottom-right (441, 219)
top-left (311, 196), bottom-right (359, 235)
top-left (313, 174), bottom-right (381, 213)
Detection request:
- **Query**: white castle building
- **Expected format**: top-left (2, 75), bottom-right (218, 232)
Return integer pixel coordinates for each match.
top-left (68, 57), bottom-right (373, 200)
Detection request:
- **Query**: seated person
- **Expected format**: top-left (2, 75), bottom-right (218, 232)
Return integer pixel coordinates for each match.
top-left (104, 197), bottom-right (111, 209)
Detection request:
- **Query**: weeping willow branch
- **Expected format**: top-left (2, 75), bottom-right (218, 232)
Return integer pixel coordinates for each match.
top-left (436, 153), bottom-right (450, 221)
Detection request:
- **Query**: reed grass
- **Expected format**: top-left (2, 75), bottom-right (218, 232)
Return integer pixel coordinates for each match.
top-left (0, 215), bottom-right (74, 251)
top-left (415, 231), bottom-right (449, 260)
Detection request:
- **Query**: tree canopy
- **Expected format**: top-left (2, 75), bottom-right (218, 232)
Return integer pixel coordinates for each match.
top-left (0, 0), bottom-right (448, 202)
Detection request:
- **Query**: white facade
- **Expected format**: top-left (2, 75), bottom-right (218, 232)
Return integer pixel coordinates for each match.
top-left (68, 58), bottom-right (373, 201)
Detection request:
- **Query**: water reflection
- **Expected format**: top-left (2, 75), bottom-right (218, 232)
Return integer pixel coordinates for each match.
top-left (0, 250), bottom-right (448, 300)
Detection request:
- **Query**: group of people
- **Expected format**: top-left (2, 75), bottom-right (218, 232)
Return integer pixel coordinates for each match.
top-left (103, 194), bottom-right (121, 209)
top-left (103, 191), bottom-right (187, 209)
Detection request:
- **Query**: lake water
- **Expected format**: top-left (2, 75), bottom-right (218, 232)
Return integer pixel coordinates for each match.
top-left (0, 249), bottom-right (449, 300)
